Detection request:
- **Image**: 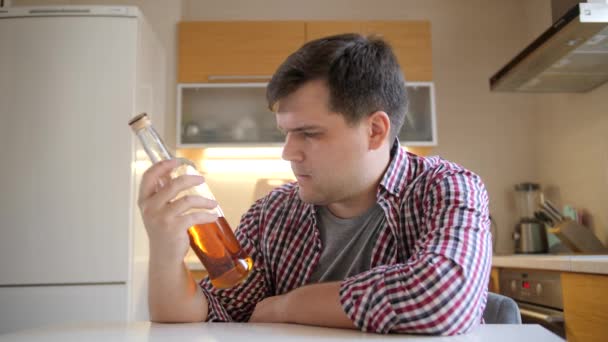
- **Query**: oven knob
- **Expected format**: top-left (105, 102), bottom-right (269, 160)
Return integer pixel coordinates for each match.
top-left (536, 283), bottom-right (543, 295)
top-left (511, 280), bottom-right (517, 292)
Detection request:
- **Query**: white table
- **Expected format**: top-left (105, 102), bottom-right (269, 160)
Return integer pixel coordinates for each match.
top-left (0, 322), bottom-right (564, 341)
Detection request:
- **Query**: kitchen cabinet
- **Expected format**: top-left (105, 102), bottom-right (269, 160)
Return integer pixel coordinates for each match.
top-left (305, 21), bottom-right (433, 82)
top-left (178, 21), bottom-right (306, 83)
top-left (176, 82), bottom-right (436, 147)
top-left (491, 266), bottom-right (608, 342)
top-left (178, 20), bottom-right (432, 83)
top-left (177, 20), bottom-right (436, 147)
top-left (489, 267), bottom-right (500, 293)
top-left (177, 83), bottom-right (278, 147)
top-left (562, 272), bottom-right (608, 342)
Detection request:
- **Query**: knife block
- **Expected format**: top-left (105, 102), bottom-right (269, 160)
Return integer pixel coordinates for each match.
top-left (547, 219), bottom-right (608, 254)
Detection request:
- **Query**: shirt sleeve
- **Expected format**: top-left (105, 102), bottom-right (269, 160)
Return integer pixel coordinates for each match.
top-left (198, 198), bottom-right (269, 322)
top-left (339, 169), bottom-right (492, 335)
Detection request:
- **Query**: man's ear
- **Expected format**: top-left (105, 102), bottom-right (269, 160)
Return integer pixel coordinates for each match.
top-left (367, 111), bottom-right (391, 150)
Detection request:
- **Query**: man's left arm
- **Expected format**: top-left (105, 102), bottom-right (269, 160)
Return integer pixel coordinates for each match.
top-left (338, 170), bottom-right (493, 335)
top-left (249, 281), bottom-right (354, 329)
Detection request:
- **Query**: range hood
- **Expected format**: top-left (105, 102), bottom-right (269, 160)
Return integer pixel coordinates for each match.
top-left (490, 0), bottom-right (608, 92)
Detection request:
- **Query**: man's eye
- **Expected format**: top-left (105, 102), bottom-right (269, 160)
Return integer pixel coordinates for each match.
top-left (303, 132), bottom-right (319, 138)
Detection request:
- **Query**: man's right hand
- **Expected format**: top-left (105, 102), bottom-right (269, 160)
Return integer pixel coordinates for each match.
top-left (138, 158), bottom-right (215, 322)
top-left (138, 159), bottom-right (218, 263)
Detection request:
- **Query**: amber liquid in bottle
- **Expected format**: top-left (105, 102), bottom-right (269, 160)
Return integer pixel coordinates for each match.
top-left (188, 218), bottom-right (253, 288)
top-left (171, 161), bottom-right (253, 289)
top-left (129, 113), bottom-right (253, 289)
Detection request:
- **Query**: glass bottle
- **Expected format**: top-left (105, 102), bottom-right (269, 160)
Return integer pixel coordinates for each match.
top-left (129, 113), bottom-right (252, 289)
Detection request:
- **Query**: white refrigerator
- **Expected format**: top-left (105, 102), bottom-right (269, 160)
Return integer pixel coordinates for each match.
top-left (0, 6), bottom-right (165, 333)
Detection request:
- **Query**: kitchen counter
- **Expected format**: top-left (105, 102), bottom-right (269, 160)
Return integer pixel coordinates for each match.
top-left (0, 321), bottom-right (563, 342)
top-left (492, 254), bottom-right (608, 274)
top-left (185, 255), bottom-right (204, 270)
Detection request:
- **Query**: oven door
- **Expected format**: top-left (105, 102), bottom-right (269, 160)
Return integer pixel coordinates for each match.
top-left (518, 302), bottom-right (565, 338)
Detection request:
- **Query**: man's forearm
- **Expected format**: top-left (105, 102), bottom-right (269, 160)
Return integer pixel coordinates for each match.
top-left (284, 282), bottom-right (355, 329)
top-left (148, 254), bottom-right (208, 323)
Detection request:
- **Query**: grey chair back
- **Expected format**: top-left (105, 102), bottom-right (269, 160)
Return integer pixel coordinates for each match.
top-left (483, 292), bottom-right (522, 324)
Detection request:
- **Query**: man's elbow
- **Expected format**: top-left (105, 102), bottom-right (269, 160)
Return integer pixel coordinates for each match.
top-left (149, 312), bottom-right (206, 323)
top-left (148, 303), bottom-right (208, 323)
top-left (433, 301), bottom-right (484, 335)
top-left (387, 296), bottom-right (484, 335)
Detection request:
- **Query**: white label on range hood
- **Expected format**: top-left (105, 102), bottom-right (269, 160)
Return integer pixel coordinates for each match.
top-left (580, 3), bottom-right (608, 23)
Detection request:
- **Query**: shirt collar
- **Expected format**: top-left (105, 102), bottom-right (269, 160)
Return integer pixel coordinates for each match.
top-left (378, 138), bottom-right (410, 197)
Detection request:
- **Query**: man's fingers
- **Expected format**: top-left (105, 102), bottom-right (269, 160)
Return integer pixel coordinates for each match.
top-left (165, 195), bottom-right (218, 217)
top-left (150, 174), bottom-right (206, 209)
top-left (175, 210), bottom-right (219, 230)
top-left (139, 159), bottom-right (180, 201)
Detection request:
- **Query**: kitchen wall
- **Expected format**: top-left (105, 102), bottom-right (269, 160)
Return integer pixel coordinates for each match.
top-left (17, 0), bottom-right (606, 254)
top-left (185, 0), bottom-right (608, 252)
top-left (536, 85), bottom-right (608, 245)
top-left (518, 1), bottom-right (608, 246)
top-left (181, 0), bottom-right (549, 254)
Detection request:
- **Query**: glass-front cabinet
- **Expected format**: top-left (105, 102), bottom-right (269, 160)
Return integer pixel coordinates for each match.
top-left (177, 82), bottom-right (437, 147)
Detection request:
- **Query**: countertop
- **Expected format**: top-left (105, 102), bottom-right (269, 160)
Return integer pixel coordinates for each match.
top-left (0, 322), bottom-right (563, 342)
top-left (185, 255), bottom-right (204, 271)
top-left (492, 254), bottom-right (608, 274)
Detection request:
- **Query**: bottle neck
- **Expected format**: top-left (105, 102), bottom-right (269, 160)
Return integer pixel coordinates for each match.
top-left (135, 125), bottom-right (173, 163)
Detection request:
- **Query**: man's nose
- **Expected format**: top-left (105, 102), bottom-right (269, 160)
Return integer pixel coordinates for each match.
top-left (281, 134), bottom-right (304, 162)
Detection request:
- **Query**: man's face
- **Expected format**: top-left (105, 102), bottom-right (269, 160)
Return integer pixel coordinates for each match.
top-left (276, 80), bottom-right (371, 205)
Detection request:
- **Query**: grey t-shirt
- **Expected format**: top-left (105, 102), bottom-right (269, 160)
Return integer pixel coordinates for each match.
top-left (308, 203), bottom-right (386, 283)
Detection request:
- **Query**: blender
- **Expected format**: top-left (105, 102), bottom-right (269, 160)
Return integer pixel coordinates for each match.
top-left (513, 183), bottom-right (548, 254)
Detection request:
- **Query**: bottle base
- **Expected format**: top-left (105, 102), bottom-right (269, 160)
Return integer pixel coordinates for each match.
top-left (210, 258), bottom-right (252, 289)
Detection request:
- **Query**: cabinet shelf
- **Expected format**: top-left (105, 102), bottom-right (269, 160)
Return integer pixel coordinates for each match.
top-left (177, 82), bottom-right (437, 147)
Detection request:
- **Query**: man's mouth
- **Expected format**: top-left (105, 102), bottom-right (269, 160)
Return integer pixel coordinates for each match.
top-left (294, 174), bottom-right (311, 182)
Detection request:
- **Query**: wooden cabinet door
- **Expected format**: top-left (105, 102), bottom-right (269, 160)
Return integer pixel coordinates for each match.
top-left (306, 21), bottom-right (433, 82)
top-left (562, 272), bottom-right (608, 342)
top-left (489, 267), bottom-right (500, 293)
top-left (179, 21), bottom-right (306, 83)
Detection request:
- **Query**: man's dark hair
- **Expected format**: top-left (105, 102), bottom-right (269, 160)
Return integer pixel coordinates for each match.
top-left (267, 33), bottom-right (408, 141)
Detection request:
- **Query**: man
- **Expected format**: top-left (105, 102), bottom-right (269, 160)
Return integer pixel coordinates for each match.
top-left (138, 33), bottom-right (491, 335)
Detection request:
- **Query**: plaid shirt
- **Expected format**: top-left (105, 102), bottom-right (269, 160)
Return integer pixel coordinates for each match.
top-left (199, 142), bottom-right (492, 335)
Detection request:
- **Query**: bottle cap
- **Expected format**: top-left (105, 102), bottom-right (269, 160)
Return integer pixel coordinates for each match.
top-left (128, 113), bottom-right (151, 132)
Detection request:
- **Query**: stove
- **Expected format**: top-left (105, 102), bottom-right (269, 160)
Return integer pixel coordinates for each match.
top-left (498, 269), bottom-right (565, 338)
